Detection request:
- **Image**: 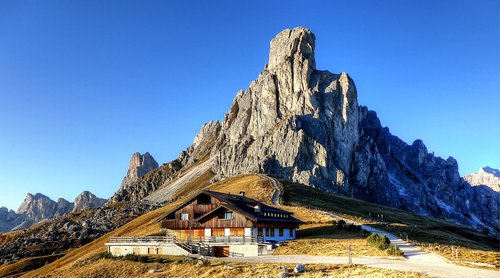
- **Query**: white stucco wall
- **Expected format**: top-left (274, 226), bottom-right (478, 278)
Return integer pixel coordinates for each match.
top-left (105, 243), bottom-right (189, 256)
top-left (229, 244), bottom-right (259, 256)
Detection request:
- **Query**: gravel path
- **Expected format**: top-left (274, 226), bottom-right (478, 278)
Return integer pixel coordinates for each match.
top-left (216, 254), bottom-right (498, 278)
top-left (319, 211), bottom-right (446, 264)
top-left (258, 174), bottom-right (282, 205)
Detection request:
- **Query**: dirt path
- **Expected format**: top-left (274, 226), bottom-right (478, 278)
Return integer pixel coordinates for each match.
top-left (318, 211), bottom-right (446, 264)
top-left (258, 174), bottom-right (282, 205)
top-left (216, 255), bottom-right (498, 278)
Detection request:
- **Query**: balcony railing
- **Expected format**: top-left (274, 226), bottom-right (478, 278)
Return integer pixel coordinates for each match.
top-left (187, 236), bottom-right (264, 244)
top-left (108, 236), bottom-right (175, 243)
top-left (108, 235), bottom-right (264, 245)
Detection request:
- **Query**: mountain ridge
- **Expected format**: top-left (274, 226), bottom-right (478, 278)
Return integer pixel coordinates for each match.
top-left (464, 166), bottom-right (500, 192)
top-left (0, 190), bottom-right (106, 232)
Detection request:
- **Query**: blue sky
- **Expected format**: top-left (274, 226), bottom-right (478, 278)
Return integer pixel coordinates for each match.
top-left (0, 0), bottom-right (498, 211)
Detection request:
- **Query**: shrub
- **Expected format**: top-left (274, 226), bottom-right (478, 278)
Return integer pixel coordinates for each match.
top-left (386, 245), bottom-right (404, 256)
top-left (336, 219), bottom-right (346, 229)
top-left (345, 224), bottom-right (361, 232)
top-left (123, 254), bottom-right (149, 263)
top-left (367, 233), bottom-right (390, 250)
top-left (95, 252), bottom-right (114, 260)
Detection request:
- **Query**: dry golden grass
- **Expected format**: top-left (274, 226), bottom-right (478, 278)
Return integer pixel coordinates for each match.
top-left (40, 258), bottom-right (424, 278)
top-left (210, 174), bottom-right (275, 204)
top-left (422, 244), bottom-right (500, 267)
top-left (22, 174), bottom-right (275, 277)
top-left (278, 205), bottom-right (333, 223)
top-left (274, 238), bottom-right (387, 258)
top-left (0, 254), bottom-right (62, 277)
top-left (273, 223), bottom-right (387, 257)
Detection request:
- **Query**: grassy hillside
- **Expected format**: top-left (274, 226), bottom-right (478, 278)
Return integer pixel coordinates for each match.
top-left (281, 180), bottom-right (499, 265)
top-left (9, 174), bottom-right (498, 277)
top-left (15, 175), bottom-right (275, 277)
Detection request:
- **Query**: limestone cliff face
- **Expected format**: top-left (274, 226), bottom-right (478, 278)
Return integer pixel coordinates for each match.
top-left (17, 193), bottom-right (59, 223)
top-left (72, 191), bottom-right (106, 212)
top-left (464, 167), bottom-right (500, 192)
top-left (0, 207), bottom-right (24, 232)
top-left (208, 27), bottom-right (497, 235)
top-left (212, 28), bottom-right (359, 188)
top-left (122, 152), bottom-right (159, 185)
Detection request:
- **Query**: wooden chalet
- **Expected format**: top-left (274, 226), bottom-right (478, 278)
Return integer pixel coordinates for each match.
top-left (157, 190), bottom-right (302, 243)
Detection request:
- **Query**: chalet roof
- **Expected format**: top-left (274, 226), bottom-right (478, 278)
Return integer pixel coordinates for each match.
top-left (157, 190), bottom-right (302, 224)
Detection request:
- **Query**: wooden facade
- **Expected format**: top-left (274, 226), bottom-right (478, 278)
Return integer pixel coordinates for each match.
top-left (157, 190), bottom-right (302, 242)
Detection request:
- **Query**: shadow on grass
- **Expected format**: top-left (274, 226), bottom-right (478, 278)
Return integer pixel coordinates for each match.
top-left (281, 180), bottom-right (499, 252)
top-left (297, 225), bottom-right (368, 239)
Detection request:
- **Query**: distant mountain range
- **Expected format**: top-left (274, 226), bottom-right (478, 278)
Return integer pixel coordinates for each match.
top-left (464, 167), bottom-right (500, 192)
top-left (0, 152), bottom-right (159, 233)
top-left (0, 191), bottom-right (106, 232)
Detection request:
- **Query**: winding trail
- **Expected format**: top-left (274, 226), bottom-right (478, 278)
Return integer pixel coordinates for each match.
top-left (257, 174), bottom-right (282, 205)
top-left (319, 211), bottom-right (445, 264)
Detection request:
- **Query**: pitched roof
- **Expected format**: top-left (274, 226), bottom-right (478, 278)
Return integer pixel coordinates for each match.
top-left (157, 190), bottom-right (302, 224)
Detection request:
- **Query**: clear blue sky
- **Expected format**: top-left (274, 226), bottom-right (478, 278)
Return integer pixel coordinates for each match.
top-left (0, 0), bottom-right (498, 211)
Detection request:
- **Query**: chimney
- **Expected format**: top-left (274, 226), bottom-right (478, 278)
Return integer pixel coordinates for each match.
top-left (239, 191), bottom-right (245, 197)
top-left (254, 205), bottom-right (261, 213)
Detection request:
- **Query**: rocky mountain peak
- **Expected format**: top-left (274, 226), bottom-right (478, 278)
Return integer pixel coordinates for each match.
top-left (72, 191), bottom-right (106, 212)
top-left (192, 121), bottom-right (221, 149)
top-left (480, 166), bottom-right (500, 177)
top-left (268, 27), bottom-right (316, 74)
top-left (123, 152), bottom-right (159, 184)
top-left (464, 166), bottom-right (500, 192)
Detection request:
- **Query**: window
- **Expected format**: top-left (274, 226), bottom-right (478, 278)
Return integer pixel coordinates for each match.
top-left (180, 213), bottom-right (189, 220)
top-left (267, 227), bottom-right (275, 237)
top-left (221, 212), bottom-right (233, 220)
top-left (258, 228), bottom-right (264, 236)
top-left (279, 228), bottom-right (284, 237)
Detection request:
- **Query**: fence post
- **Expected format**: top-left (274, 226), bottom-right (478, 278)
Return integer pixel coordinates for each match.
top-left (348, 244), bottom-right (352, 264)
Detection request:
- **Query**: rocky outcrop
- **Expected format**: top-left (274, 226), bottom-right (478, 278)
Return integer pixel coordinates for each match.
top-left (109, 124), bottom-right (220, 203)
top-left (0, 207), bottom-right (24, 232)
top-left (72, 191), bottom-right (106, 212)
top-left (464, 167), bottom-right (500, 192)
top-left (121, 152), bottom-right (159, 185)
top-left (17, 193), bottom-right (59, 223)
top-left (212, 27), bottom-right (359, 188)
top-left (109, 152), bottom-right (162, 203)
